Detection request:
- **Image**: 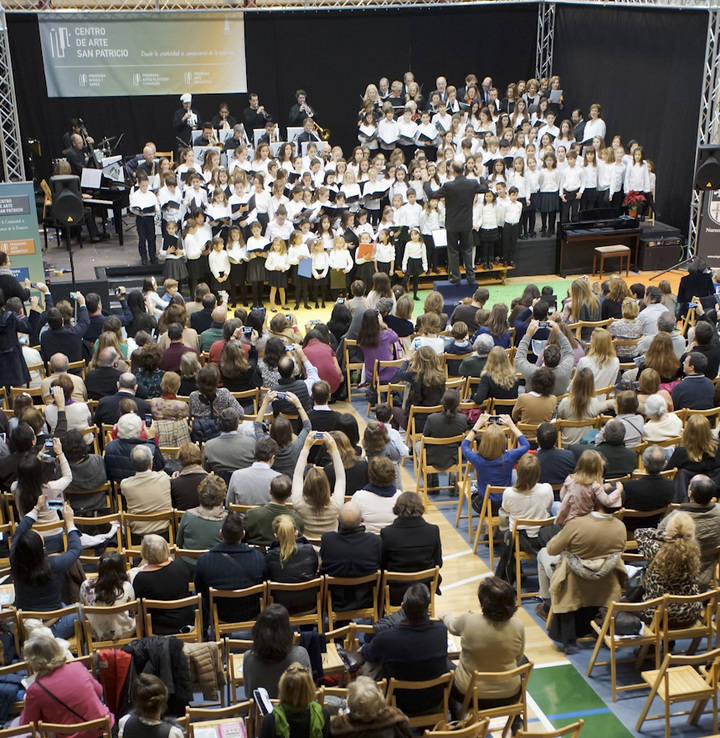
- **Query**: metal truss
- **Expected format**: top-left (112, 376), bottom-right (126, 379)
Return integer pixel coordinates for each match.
top-left (0, 7), bottom-right (23, 181)
top-left (4, 0), bottom-right (720, 11)
top-left (689, 8), bottom-right (720, 254)
top-left (535, 1), bottom-right (555, 80)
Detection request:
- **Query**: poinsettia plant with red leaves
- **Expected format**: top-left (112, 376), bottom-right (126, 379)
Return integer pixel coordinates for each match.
top-left (623, 190), bottom-right (647, 208)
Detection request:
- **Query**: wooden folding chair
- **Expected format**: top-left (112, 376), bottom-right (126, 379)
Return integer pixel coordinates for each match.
top-left (511, 517), bottom-right (557, 606)
top-left (460, 662), bottom-right (534, 734)
top-left (38, 717), bottom-right (112, 738)
top-left (18, 604), bottom-right (83, 656)
top-left (659, 589), bottom-right (720, 658)
top-left (10, 386), bottom-right (43, 404)
top-left (380, 567), bottom-right (440, 616)
top-left (555, 417), bottom-right (602, 449)
top-left (516, 719), bottom-right (584, 738)
top-left (0, 722), bottom-right (39, 738)
top-left (224, 638), bottom-right (253, 704)
top-left (416, 435), bottom-right (465, 506)
top-left (387, 672), bottom-right (454, 729)
top-left (472, 485), bottom-right (505, 565)
top-left (343, 339), bottom-right (365, 401)
top-left (210, 583), bottom-right (267, 639)
top-left (142, 593), bottom-right (202, 641)
top-left (586, 595), bottom-right (665, 701)
top-left (454, 458), bottom-right (478, 543)
top-left (424, 717), bottom-right (490, 738)
top-left (367, 358), bottom-right (406, 415)
top-left (186, 700), bottom-right (253, 735)
top-left (568, 319), bottom-right (613, 341)
top-left (82, 599), bottom-right (143, 650)
top-left (121, 511), bottom-right (175, 557)
top-left (635, 648), bottom-right (720, 737)
top-left (267, 576), bottom-right (325, 631)
top-left (325, 572), bottom-right (381, 630)
top-left (231, 389), bottom-right (259, 413)
top-left (405, 404), bottom-right (442, 474)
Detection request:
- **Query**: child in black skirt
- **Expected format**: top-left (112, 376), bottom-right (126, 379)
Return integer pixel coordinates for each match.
top-left (265, 237), bottom-right (290, 312)
top-left (246, 220), bottom-right (269, 308)
top-left (288, 230), bottom-right (312, 310)
top-left (401, 227), bottom-right (428, 300)
top-left (354, 232), bottom-right (375, 291)
top-left (226, 225), bottom-right (248, 306)
top-left (160, 220), bottom-right (188, 290)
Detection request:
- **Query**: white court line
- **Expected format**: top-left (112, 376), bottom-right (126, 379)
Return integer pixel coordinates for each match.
top-left (526, 693), bottom-right (555, 731)
top-left (534, 660), bottom-right (570, 669)
top-left (443, 572), bottom-right (492, 591)
top-left (443, 550), bottom-right (472, 561)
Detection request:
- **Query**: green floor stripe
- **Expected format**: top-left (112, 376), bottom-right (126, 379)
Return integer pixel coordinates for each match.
top-left (529, 665), bottom-right (633, 738)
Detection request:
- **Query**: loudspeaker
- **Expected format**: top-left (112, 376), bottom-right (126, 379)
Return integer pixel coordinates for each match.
top-left (695, 145), bottom-right (720, 190)
top-left (50, 174), bottom-right (84, 224)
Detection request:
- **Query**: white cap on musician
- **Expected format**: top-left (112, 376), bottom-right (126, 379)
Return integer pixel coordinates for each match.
top-left (180, 93), bottom-right (192, 104)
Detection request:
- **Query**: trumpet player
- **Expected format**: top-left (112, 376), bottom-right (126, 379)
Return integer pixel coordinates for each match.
top-left (173, 93), bottom-right (200, 146)
top-left (242, 92), bottom-right (270, 132)
top-left (288, 89), bottom-right (315, 127)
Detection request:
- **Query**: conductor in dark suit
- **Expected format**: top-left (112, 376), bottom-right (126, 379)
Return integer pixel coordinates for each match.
top-left (426, 163), bottom-right (488, 286)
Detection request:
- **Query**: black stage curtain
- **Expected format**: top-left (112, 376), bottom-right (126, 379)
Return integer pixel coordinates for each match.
top-left (554, 4), bottom-right (706, 233)
top-left (7, 6), bottom-right (536, 181)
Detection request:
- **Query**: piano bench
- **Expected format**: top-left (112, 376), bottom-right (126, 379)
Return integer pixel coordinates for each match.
top-left (593, 244), bottom-right (631, 280)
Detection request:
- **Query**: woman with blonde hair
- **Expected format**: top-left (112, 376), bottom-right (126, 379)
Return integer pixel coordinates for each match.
top-left (290, 432), bottom-right (346, 540)
top-left (472, 346), bottom-right (519, 404)
top-left (556, 367), bottom-right (614, 445)
top-left (601, 276), bottom-right (631, 320)
top-left (462, 414), bottom-right (530, 513)
top-left (608, 297), bottom-right (643, 359)
top-left (421, 290), bottom-right (448, 327)
top-left (401, 346), bottom-right (446, 431)
top-left (330, 676), bottom-right (411, 738)
top-left (667, 414), bottom-right (720, 474)
top-left (636, 332), bottom-right (682, 391)
top-left (414, 312), bottom-right (445, 354)
top-left (575, 328), bottom-right (618, 396)
top-left (563, 277), bottom-right (601, 341)
top-left (20, 628), bottom-right (114, 733)
top-left (88, 330), bottom-right (124, 370)
top-left (258, 662), bottom-right (329, 738)
top-left (265, 515), bottom-right (319, 614)
top-left (556, 449), bottom-right (622, 525)
top-left (636, 512), bottom-right (702, 627)
top-left (476, 303), bottom-right (511, 348)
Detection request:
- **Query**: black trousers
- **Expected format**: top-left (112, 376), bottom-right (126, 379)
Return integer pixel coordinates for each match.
top-left (136, 215), bottom-right (156, 262)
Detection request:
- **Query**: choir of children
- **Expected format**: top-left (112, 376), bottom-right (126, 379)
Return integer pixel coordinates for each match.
top-left (128, 72), bottom-right (654, 305)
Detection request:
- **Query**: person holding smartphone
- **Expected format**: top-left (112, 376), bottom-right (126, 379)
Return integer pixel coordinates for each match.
top-left (13, 436), bottom-right (72, 546)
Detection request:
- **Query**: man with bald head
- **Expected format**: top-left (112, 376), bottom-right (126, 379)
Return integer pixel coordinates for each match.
top-left (84, 347), bottom-right (123, 400)
top-left (94, 371), bottom-right (151, 425)
top-left (41, 353), bottom-right (87, 404)
top-left (320, 502), bottom-right (382, 611)
top-left (199, 305), bottom-right (227, 353)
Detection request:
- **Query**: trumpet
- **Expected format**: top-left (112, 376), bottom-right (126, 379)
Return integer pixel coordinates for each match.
top-left (258, 106), bottom-right (272, 121)
top-left (313, 120), bottom-right (331, 141)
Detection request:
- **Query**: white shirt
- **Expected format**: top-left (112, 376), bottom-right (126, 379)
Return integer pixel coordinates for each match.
top-left (637, 302), bottom-right (668, 335)
top-left (397, 202), bottom-right (423, 228)
top-left (609, 162), bottom-right (627, 197)
top-left (352, 488), bottom-right (401, 534)
top-left (183, 188), bottom-right (207, 211)
top-left (226, 239), bottom-right (248, 264)
top-left (506, 172), bottom-right (528, 200)
top-left (209, 249), bottom-right (231, 279)
top-left (157, 186), bottom-right (183, 222)
top-left (504, 200), bottom-right (523, 225)
top-left (583, 118), bottom-right (607, 142)
top-left (538, 169), bottom-right (560, 193)
top-left (560, 165), bottom-right (584, 195)
top-left (625, 162), bottom-right (651, 193)
top-left (311, 251), bottom-right (330, 277)
top-left (377, 119), bottom-right (399, 146)
top-left (266, 219), bottom-right (294, 243)
top-left (581, 164), bottom-right (598, 189)
top-left (183, 230), bottom-right (206, 260)
top-left (375, 242), bottom-right (395, 264)
top-left (129, 188), bottom-right (158, 216)
top-left (288, 242), bottom-right (310, 265)
top-left (328, 248), bottom-right (353, 271)
top-left (265, 251), bottom-right (290, 272)
top-left (401, 239), bottom-right (428, 272)
top-left (473, 202), bottom-right (499, 230)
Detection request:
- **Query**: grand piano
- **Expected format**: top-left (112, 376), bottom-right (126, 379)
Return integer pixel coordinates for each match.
top-left (557, 211), bottom-right (641, 277)
top-left (81, 155), bottom-right (130, 245)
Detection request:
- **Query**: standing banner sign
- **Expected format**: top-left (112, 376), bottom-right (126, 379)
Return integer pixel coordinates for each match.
top-left (697, 190), bottom-right (720, 268)
top-left (0, 182), bottom-right (44, 285)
